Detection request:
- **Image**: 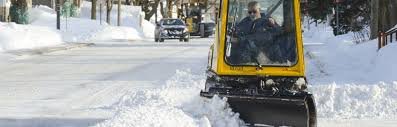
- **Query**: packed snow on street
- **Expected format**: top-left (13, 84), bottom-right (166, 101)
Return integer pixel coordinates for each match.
top-left (1, 1), bottom-right (397, 127)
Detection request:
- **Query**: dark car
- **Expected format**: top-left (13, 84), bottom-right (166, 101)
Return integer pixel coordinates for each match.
top-left (154, 18), bottom-right (190, 42)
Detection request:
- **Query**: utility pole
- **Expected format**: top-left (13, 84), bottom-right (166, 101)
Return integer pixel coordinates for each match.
top-left (117, 0), bottom-right (121, 26)
top-left (56, 0), bottom-right (61, 30)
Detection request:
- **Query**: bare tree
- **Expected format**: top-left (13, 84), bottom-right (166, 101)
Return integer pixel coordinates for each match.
top-left (160, 1), bottom-right (167, 18)
top-left (126, 0), bottom-right (132, 5)
top-left (370, 0), bottom-right (397, 39)
top-left (166, 0), bottom-right (172, 18)
top-left (133, 0), bottom-right (161, 21)
top-left (106, 0), bottom-right (113, 24)
top-left (92, 0), bottom-right (97, 19)
top-left (73, 0), bottom-right (81, 8)
top-left (117, 0), bottom-right (121, 26)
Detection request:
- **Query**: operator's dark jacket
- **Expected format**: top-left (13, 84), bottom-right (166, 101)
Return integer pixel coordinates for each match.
top-left (230, 13), bottom-right (296, 64)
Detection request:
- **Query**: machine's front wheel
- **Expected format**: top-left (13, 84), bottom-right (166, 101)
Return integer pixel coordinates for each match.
top-left (200, 24), bottom-right (205, 38)
top-left (184, 38), bottom-right (190, 42)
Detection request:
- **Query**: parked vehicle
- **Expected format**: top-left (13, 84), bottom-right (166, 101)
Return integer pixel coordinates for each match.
top-left (154, 18), bottom-right (190, 42)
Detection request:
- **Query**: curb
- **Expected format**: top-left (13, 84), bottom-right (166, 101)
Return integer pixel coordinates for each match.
top-left (6, 43), bottom-right (95, 56)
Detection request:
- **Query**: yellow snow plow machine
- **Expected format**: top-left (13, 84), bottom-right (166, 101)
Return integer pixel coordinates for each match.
top-left (200, 0), bottom-right (317, 126)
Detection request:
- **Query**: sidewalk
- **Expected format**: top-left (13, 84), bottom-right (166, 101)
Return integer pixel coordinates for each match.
top-left (6, 43), bottom-right (94, 56)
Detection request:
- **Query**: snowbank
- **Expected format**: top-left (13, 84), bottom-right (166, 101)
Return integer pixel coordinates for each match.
top-left (1, 2), bottom-right (154, 52)
top-left (304, 25), bottom-right (396, 83)
top-left (304, 25), bottom-right (397, 120)
top-left (0, 22), bottom-right (63, 52)
top-left (30, 5), bottom-right (145, 42)
top-left (312, 82), bottom-right (397, 119)
top-left (79, 1), bottom-right (155, 38)
top-left (95, 70), bottom-right (243, 127)
top-left (374, 43), bottom-right (397, 80)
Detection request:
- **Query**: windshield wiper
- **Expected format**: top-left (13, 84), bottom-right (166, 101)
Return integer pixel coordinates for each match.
top-left (255, 59), bottom-right (263, 70)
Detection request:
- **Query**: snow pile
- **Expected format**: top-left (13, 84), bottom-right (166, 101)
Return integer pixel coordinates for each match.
top-left (304, 25), bottom-right (397, 119)
top-left (312, 82), bottom-right (397, 119)
top-left (373, 43), bottom-right (397, 80)
top-left (0, 22), bottom-right (63, 52)
top-left (304, 26), bottom-right (396, 83)
top-left (1, 2), bottom-right (154, 52)
top-left (30, 5), bottom-right (145, 42)
top-left (79, 1), bottom-right (155, 38)
top-left (95, 70), bottom-right (243, 127)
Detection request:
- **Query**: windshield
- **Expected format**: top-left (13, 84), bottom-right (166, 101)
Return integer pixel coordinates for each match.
top-left (225, 0), bottom-right (297, 66)
top-left (162, 19), bottom-right (184, 25)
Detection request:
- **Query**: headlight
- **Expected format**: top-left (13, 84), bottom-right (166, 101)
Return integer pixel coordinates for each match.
top-left (184, 28), bottom-right (188, 32)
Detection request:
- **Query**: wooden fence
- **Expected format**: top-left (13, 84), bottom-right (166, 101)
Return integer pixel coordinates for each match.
top-left (378, 27), bottom-right (397, 50)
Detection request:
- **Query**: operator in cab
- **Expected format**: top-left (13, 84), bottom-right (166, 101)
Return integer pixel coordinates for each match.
top-left (228, 1), bottom-right (295, 66)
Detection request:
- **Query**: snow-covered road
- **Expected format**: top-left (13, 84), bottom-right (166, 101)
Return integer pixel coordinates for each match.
top-left (0, 38), bottom-right (211, 127)
top-left (0, 38), bottom-right (396, 127)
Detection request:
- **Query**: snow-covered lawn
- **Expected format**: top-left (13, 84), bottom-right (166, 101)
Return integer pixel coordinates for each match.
top-left (304, 26), bottom-right (397, 120)
top-left (0, 1), bottom-right (154, 52)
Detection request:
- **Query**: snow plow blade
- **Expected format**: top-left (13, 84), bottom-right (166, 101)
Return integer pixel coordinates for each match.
top-left (200, 92), bottom-right (317, 127)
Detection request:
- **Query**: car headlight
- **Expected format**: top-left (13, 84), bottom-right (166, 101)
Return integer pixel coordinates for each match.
top-left (184, 28), bottom-right (188, 32)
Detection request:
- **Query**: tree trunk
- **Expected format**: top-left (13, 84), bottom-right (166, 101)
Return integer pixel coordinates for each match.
top-left (370, 0), bottom-right (397, 39)
top-left (73, 0), bottom-right (80, 7)
top-left (370, 0), bottom-right (379, 39)
top-left (106, 0), bottom-right (113, 24)
top-left (166, 0), bottom-right (172, 18)
top-left (117, 0), bottom-right (121, 26)
top-left (91, 0), bottom-right (97, 19)
top-left (160, 2), bottom-right (167, 18)
top-left (144, 0), bottom-right (160, 21)
top-left (388, 0), bottom-right (397, 29)
top-left (126, 0), bottom-right (131, 5)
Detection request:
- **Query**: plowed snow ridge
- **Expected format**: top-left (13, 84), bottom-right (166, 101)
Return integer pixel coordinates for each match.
top-left (95, 70), bottom-right (243, 127)
top-left (95, 72), bottom-right (397, 127)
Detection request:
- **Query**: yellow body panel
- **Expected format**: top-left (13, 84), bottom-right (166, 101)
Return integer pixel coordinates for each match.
top-left (210, 0), bottom-right (305, 77)
top-left (186, 18), bottom-right (194, 33)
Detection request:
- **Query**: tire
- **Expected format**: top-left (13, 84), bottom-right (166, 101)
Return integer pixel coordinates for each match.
top-left (184, 33), bottom-right (190, 42)
top-left (159, 38), bottom-right (164, 42)
top-left (200, 24), bottom-right (205, 38)
top-left (184, 38), bottom-right (189, 42)
top-left (179, 38), bottom-right (184, 42)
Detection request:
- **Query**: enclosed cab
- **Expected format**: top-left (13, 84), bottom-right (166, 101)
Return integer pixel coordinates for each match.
top-left (200, 0), bottom-right (317, 126)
